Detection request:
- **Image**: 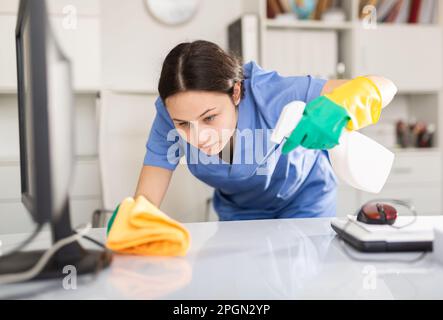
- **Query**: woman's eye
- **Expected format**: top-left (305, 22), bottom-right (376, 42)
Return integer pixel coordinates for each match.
top-left (204, 115), bottom-right (216, 122)
top-left (178, 122), bottom-right (189, 128)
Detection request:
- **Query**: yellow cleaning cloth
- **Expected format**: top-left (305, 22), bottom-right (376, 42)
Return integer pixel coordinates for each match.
top-left (106, 196), bottom-right (191, 257)
top-left (325, 76), bottom-right (383, 131)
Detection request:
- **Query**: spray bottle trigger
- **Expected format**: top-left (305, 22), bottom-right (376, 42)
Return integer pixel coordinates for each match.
top-left (271, 101), bottom-right (306, 144)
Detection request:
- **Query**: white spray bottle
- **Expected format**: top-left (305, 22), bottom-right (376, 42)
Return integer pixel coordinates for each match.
top-left (271, 77), bottom-right (398, 194)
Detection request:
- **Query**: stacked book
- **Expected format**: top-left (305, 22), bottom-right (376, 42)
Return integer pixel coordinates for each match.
top-left (267, 0), bottom-right (344, 20)
top-left (359, 0), bottom-right (438, 24)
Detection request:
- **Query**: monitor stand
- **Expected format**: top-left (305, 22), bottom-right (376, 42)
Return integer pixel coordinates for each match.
top-left (0, 200), bottom-right (113, 280)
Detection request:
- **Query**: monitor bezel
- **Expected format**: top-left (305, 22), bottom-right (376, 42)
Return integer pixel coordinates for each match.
top-left (15, 0), bottom-right (52, 224)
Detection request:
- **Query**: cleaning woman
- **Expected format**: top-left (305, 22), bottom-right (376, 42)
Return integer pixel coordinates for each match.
top-left (134, 40), bottom-right (395, 221)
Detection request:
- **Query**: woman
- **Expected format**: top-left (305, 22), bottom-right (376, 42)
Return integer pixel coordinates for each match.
top-left (135, 40), bottom-right (391, 221)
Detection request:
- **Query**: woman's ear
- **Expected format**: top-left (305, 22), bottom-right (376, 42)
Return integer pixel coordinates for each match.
top-left (232, 82), bottom-right (241, 106)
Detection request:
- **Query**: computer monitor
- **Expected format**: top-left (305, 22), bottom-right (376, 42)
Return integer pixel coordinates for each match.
top-left (16, 0), bottom-right (74, 227)
top-left (0, 0), bottom-right (111, 280)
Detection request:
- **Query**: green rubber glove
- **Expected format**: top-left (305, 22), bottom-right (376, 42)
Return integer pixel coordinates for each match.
top-left (282, 96), bottom-right (351, 154)
top-left (106, 204), bottom-right (120, 236)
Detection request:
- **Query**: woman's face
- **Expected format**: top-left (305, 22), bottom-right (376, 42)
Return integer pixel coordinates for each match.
top-left (165, 83), bottom-right (241, 156)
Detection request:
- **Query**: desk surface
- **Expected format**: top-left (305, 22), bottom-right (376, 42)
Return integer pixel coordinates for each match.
top-left (0, 218), bottom-right (442, 299)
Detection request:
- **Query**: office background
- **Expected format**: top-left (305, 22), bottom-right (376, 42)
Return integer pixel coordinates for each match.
top-left (0, 0), bottom-right (442, 234)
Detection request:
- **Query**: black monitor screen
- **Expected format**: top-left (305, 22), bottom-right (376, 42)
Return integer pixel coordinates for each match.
top-left (15, 0), bottom-right (51, 223)
top-left (16, 0), bottom-right (74, 224)
top-left (16, 5), bottom-right (36, 214)
top-left (20, 11), bottom-right (35, 204)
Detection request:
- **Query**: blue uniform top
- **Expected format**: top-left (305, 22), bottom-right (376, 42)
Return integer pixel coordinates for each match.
top-left (144, 61), bottom-right (338, 221)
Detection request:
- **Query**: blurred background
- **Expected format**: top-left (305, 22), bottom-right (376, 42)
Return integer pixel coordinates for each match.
top-left (0, 0), bottom-right (442, 234)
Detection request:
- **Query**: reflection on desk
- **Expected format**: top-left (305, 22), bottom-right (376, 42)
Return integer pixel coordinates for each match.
top-left (0, 218), bottom-right (442, 299)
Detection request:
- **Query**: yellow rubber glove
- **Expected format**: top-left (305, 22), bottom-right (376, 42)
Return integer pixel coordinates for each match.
top-left (325, 76), bottom-right (383, 131)
top-left (106, 195), bottom-right (191, 257)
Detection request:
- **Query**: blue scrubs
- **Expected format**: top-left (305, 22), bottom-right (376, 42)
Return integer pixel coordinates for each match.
top-left (144, 61), bottom-right (337, 221)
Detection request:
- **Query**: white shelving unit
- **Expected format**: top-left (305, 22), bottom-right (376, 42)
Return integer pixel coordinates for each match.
top-left (243, 0), bottom-right (443, 216)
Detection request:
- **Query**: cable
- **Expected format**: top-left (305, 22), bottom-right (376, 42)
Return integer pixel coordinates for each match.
top-left (73, 230), bottom-right (112, 285)
top-left (0, 224), bottom-right (92, 285)
top-left (0, 223), bottom-right (45, 261)
top-left (372, 198), bottom-right (418, 230)
top-left (0, 218), bottom-right (108, 261)
top-left (72, 223), bottom-right (107, 249)
top-left (82, 235), bottom-right (106, 249)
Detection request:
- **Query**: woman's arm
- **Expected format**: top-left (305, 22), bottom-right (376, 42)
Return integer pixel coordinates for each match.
top-left (321, 79), bottom-right (349, 95)
top-left (134, 165), bottom-right (173, 208)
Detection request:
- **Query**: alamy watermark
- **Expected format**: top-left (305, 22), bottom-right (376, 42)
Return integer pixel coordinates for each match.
top-left (164, 126), bottom-right (284, 176)
top-left (62, 265), bottom-right (77, 290)
top-left (361, 5), bottom-right (378, 30)
top-left (62, 5), bottom-right (78, 30)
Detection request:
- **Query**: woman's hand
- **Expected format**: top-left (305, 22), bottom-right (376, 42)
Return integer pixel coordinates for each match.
top-left (324, 76), bottom-right (383, 131)
top-left (282, 75), bottom-right (397, 154)
top-left (282, 96), bottom-right (350, 153)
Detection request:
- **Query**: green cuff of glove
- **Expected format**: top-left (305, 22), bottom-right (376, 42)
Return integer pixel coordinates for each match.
top-left (106, 205), bottom-right (120, 236)
top-left (282, 96), bottom-right (350, 154)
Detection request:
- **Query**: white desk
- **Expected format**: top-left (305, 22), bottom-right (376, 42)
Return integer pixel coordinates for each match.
top-left (0, 218), bottom-right (442, 299)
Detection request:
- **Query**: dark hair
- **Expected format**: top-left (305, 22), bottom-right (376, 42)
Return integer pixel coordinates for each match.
top-left (158, 40), bottom-right (245, 105)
